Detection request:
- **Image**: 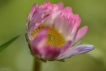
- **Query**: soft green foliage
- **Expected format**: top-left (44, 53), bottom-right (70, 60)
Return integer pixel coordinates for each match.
top-left (0, 0), bottom-right (106, 71)
top-left (0, 35), bottom-right (20, 52)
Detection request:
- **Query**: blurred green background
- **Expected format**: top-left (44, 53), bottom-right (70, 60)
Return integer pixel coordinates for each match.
top-left (0, 0), bottom-right (106, 71)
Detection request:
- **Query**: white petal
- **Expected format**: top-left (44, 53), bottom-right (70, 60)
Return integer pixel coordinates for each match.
top-left (53, 15), bottom-right (71, 37)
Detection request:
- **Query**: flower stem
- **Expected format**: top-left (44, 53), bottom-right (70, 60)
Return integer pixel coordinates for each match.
top-left (32, 58), bottom-right (41, 71)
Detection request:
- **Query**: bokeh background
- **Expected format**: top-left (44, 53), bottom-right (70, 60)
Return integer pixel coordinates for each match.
top-left (0, 0), bottom-right (106, 71)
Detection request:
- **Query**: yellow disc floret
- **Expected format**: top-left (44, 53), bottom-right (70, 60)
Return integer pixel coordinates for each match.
top-left (31, 25), bottom-right (65, 48)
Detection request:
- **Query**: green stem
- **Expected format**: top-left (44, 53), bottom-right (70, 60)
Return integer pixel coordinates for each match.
top-left (32, 58), bottom-right (41, 71)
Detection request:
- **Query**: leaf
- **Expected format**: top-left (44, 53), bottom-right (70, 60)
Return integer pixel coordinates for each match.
top-left (0, 35), bottom-right (20, 52)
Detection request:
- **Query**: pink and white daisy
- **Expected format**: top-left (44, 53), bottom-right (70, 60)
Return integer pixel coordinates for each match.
top-left (26, 2), bottom-right (94, 61)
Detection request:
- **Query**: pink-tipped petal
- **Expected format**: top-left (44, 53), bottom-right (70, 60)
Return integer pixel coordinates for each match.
top-left (26, 4), bottom-right (38, 32)
top-left (71, 14), bottom-right (81, 33)
top-left (58, 2), bottom-right (64, 9)
top-left (29, 4), bottom-right (38, 19)
top-left (58, 44), bottom-right (94, 60)
top-left (75, 26), bottom-right (88, 42)
top-left (62, 7), bottom-right (72, 18)
top-left (66, 14), bottom-right (81, 42)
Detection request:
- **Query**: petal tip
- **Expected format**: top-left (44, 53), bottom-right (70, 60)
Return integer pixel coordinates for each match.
top-left (86, 45), bottom-right (95, 51)
top-left (77, 44), bottom-right (95, 53)
top-left (84, 26), bottom-right (88, 31)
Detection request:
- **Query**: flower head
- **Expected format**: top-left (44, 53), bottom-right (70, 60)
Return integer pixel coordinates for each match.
top-left (26, 2), bottom-right (94, 61)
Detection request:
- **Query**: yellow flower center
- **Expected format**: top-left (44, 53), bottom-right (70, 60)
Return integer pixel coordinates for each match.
top-left (31, 25), bottom-right (65, 48)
